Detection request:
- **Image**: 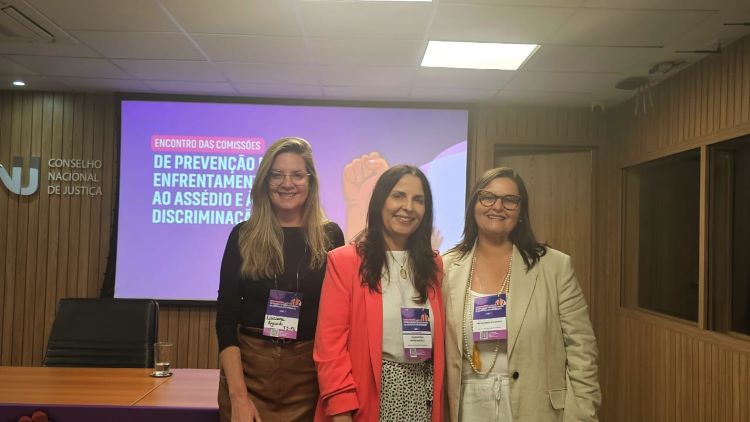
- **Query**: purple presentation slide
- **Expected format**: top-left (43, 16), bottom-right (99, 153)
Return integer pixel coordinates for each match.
top-left (116, 100), bottom-right (469, 300)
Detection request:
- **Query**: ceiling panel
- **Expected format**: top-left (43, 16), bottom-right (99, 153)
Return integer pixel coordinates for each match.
top-left (410, 86), bottom-right (497, 101)
top-left (0, 40), bottom-right (99, 57)
top-left (56, 77), bottom-right (152, 92)
top-left (112, 59), bottom-right (225, 81)
top-left (668, 9), bottom-right (750, 51)
top-left (4, 0), bottom-right (748, 107)
top-left (72, 32), bottom-right (204, 60)
top-left (144, 80), bottom-right (238, 95)
top-left (308, 38), bottom-right (424, 66)
top-left (442, 0), bottom-right (584, 6)
top-left (504, 71), bottom-right (620, 93)
top-left (316, 66), bottom-right (414, 87)
top-left (27, 0), bottom-right (178, 31)
top-left (413, 67), bottom-right (515, 89)
top-left (299, 1), bottom-right (432, 39)
top-left (430, 4), bottom-right (574, 43)
top-left (523, 45), bottom-right (666, 73)
top-left (0, 57), bottom-right (39, 76)
top-left (553, 9), bottom-right (717, 47)
top-left (582, 0), bottom-right (722, 10)
top-left (218, 62), bottom-right (319, 85)
top-left (8, 56), bottom-right (130, 78)
top-left (323, 85), bottom-right (411, 100)
top-left (496, 89), bottom-right (595, 106)
top-left (234, 83), bottom-right (323, 98)
top-left (160, 0), bottom-right (301, 36)
top-left (192, 34), bottom-right (310, 64)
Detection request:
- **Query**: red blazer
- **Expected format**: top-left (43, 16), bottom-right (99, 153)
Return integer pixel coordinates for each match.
top-left (314, 244), bottom-right (445, 422)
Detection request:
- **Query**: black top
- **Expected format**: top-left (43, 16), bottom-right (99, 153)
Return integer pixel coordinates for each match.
top-left (215, 221), bottom-right (345, 351)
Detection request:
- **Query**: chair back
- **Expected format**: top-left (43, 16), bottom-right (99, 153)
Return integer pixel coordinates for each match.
top-left (43, 298), bottom-right (159, 368)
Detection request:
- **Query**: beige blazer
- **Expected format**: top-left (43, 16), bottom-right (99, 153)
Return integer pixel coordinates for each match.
top-left (442, 245), bottom-right (600, 422)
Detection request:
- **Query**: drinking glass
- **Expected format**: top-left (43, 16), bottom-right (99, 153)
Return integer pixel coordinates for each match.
top-left (151, 342), bottom-right (173, 377)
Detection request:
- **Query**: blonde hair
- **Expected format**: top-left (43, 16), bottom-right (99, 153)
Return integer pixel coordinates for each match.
top-left (238, 137), bottom-right (330, 279)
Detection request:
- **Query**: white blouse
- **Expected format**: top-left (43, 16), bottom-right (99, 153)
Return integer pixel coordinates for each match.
top-left (461, 289), bottom-right (509, 376)
top-left (381, 251), bottom-right (434, 363)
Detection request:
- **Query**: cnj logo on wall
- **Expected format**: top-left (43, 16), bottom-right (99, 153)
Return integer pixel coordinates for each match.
top-left (0, 156), bottom-right (40, 196)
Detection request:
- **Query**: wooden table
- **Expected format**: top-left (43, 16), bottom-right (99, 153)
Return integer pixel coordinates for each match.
top-left (0, 367), bottom-right (218, 421)
top-left (134, 368), bottom-right (218, 408)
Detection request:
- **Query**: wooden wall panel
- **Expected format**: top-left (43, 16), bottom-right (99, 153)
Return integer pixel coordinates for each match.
top-left (157, 306), bottom-right (219, 370)
top-left (471, 105), bottom-right (605, 183)
top-left (602, 33), bottom-right (750, 421)
top-left (0, 92), bottom-right (114, 366)
top-left (0, 91), bottom-right (221, 369)
top-left (603, 314), bottom-right (750, 422)
top-left (618, 36), bottom-right (750, 166)
top-left (0, 95), bottom-right (11, 364)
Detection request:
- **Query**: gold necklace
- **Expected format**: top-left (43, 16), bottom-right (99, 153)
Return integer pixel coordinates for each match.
top-left (388, 250), bottom-right (408, 279)
top-left (462, 251), bottom-right (512, 375)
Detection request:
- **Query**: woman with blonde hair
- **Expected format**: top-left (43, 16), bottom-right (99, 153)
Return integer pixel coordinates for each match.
top-left (216, 137), bottom-right (344, 422)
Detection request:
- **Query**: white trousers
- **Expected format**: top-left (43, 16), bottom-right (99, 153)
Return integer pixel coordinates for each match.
top-left (459, 373), bottom-right (513, 422)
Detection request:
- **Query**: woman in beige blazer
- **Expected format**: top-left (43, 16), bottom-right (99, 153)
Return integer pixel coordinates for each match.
top-left (442, 167), bottom-right (600, 422)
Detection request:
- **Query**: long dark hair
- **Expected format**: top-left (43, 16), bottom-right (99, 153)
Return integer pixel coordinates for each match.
top-left (356, 165), bottom-right (439, 303)
top-left (448, 167), bottom-right (547, 271)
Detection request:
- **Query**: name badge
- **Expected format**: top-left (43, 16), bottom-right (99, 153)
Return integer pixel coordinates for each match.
top-left (401, 307), bottom-right (432, 360)
top-left (472, 293), bottom-right (507, 341)
top-left (263, 289), bottom-right (303, 339)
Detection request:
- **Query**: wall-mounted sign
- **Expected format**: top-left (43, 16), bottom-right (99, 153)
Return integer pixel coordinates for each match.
top-left (47, 158), bottom-right (103, 196)
top-left (0, 156), bottom-right (40, 195)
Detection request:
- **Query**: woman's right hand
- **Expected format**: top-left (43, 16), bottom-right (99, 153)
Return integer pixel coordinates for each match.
top-left (220, 346), bottom-right (262, 422)
top-left (230, 394), bottom-right (263, 422)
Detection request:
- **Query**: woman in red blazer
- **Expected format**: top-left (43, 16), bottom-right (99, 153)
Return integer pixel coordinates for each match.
top-left (314, 165), bottom-right (445, 422)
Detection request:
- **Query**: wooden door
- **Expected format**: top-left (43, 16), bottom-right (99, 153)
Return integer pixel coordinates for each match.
top-left (494, 147), bottom-right (595, 313)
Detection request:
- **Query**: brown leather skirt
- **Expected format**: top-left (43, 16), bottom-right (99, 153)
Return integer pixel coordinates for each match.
top-left (218, 331), bottom-right (318, 422)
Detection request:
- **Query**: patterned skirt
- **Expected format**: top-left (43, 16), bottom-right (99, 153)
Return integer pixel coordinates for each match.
top-left (379, 359), bottom-right (434, 422)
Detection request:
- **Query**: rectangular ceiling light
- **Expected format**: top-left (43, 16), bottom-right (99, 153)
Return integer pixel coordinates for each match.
top-left (421, 41), bottom-right (538, 70)
top-left (302, 1), bottom-right (431, 2)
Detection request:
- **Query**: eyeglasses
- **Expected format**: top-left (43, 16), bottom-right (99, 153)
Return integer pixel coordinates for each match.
top-left (268, 171), bottom-right (310, 186)
top-left (477, 190), bottom-right (522, 211)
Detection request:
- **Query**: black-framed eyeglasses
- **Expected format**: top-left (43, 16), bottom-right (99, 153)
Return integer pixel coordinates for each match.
top-left (477, 190), bottom-right (522, 211)
top-left (268, 171), bottom-right (310, 186)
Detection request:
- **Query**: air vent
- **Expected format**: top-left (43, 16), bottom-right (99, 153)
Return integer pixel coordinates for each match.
top-left (0, 5), bottom-right (54, 42)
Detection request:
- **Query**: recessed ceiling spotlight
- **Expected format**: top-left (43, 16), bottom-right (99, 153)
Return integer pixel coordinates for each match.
top-left (12, 80), bottom-right (26, 87)
top-left (421, 41), bottom-right (538, 70)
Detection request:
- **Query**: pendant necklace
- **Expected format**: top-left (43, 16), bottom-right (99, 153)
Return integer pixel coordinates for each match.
top-left (388, 250), bottom-right (408, 279)
top-left (463, 251), bottom-right (512, 375)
